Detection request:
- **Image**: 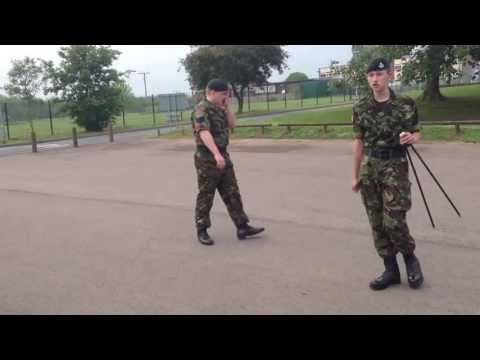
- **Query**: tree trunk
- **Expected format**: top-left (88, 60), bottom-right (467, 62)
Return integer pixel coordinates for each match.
top-left (420, 73), bottom-right (445, 102)
top-left (231, 84), bottom-right (245, 114)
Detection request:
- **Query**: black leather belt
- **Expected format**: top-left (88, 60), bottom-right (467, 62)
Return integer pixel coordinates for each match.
top-left (365, 146), bottom-right (406, 160)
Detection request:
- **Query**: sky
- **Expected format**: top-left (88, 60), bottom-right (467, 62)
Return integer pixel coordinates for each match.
top-left (0, 45), bottom-right (352, 97)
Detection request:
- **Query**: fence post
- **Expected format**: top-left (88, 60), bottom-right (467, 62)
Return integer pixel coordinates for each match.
top-left (151, 94), bottom-right (156, 125)
top-left (48, 101), bottom-right (54, 136)
top-left (4, 103), bottom-right (10, 140)
top-left (323, 125), bottom-right (328, 133)
top-left (122, 110), bottom-right (126, 128)
top-left (266, 85), bottom-right (270, 112)
top-left (72, 127), bottom-right (78, 147)
top-left (262, 125), bottom-right (265, 135)
top-left (300, 85), bottom-right (303, 108)
top-left (287, 125), bottom-right (291, 134)
top-left (316, 83), bottom-right (319, 105)
top-left (284, 89), bottom-right (287, 108)
top-left (108, 121), bottom-right (114, 143)
top-left (31, 131), bottom-right (37, 153)
top-left (455, 123), bottom-right (460, 135)
top-left (247, 87), bottom-right (251, 112)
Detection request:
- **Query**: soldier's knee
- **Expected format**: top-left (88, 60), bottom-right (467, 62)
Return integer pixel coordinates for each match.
top-left (383, 209), bottom-right (407, 230)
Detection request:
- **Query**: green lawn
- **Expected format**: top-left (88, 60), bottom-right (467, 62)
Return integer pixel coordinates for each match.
top-left (163, 84), bottom-right (480, 143)
top-left (2, 84), bottom-right (480, 145)
top-left (235, 94), bottom-right (353, 114)
top-left (0, 111), bottom-right (191, 144)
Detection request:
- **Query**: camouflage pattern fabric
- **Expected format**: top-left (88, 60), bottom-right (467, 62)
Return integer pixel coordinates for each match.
top-left (359, 157), bottom-right (415, 257)
top-left (194, 150), bottom-right (249, 229)
top-left (191, 99), bottom-right (230, 148)
top-left (353, 89), bottom-right (419, 258)
top-left (352, 89), bottom-right (419, 149)
top-left (192, 99), bottom-right (249, 229)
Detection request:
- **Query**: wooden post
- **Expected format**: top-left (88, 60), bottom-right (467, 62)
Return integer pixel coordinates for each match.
top-left (455, 123), bottom-right (460, 135)
top-left (48, 101), bottom-right (54, 136)
top-left (108, 121), bottom-right (114, 143)
top-left (323, 125), bottom-right (328, 133)
top-left (72, 127), bottom-right (78, 147)
top-left (31, 131), bottom-right (37, 153)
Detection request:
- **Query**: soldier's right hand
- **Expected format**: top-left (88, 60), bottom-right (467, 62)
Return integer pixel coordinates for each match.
top-left (352, 178), bottom-right (361, 193)
top-left (214, 153), bottom-right (226, 170)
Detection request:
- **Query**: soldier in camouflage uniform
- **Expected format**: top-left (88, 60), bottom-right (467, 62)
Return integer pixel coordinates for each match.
top-left (192, 79), bottom-right (265, 246)
top-left (352, 58), bottom-right (424, 290)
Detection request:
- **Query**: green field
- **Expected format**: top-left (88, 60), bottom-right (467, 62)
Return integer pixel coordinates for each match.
top-left (2, 84), bottom-right (480, 145)
top-left (0, 111), bottom-right (192, 144)
top-left (234, 94), bottom-right (353, 114)
top-left (164, 84), bottom-right (480, 143)
top-left (0, 95), bottom-right (352, 145)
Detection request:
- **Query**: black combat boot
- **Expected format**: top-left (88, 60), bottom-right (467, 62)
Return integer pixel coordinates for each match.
top-left (369, 256), bottom-right (401, 291)
top-left (403, 253), bottom-right (424, 289)
top-left (237, 224), bottom-right (265, 240)
top-left (197, 228), bottom-right (214, 246)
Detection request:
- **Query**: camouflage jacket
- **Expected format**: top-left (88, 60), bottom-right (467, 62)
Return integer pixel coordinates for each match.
top-left (352, 89), bottom-right (420, 149)
top-left (191, 99), bottom-right (229, 148)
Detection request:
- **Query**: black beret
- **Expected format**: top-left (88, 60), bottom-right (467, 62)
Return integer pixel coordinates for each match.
top-left (207, 79), bottom-right (229, 92)
top-left (367, 58), bottom-right (391, 73)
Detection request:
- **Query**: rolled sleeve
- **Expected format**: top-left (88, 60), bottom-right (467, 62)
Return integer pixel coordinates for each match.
top-left (193, 105), bottom-right (210, 134)
top-left (352, 109), bottom-right (364, 140)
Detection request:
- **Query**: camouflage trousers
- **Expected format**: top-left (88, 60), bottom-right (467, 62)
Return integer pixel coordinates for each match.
top-left (194, 150), bottom-right (249, 230)
top-left (359, 156), bottom-right (416, 258)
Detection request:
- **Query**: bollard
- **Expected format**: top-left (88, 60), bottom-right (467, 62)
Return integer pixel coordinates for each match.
top-left (31, 131), bottom-right (37, 153)
top-left (108, 121), bottom-right (114, 143)
top-left (72, 127), bottom-right (78, 147)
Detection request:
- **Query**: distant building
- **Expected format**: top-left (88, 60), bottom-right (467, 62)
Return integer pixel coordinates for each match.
top-left (317, 64), bottom-right (346, 80)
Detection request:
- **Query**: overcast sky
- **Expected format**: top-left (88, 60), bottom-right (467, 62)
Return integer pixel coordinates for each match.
top-left (0, 45), bottom-right (352, 97)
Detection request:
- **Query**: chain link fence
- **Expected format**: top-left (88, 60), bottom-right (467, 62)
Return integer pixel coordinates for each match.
top-left (1, 77), bottom-right (479, 144)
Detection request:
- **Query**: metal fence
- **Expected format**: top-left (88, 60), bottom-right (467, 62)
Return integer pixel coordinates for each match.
top-left (1, 79), bottom-right (479, 145)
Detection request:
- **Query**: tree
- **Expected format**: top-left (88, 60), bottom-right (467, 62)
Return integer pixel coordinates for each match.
top-left (118, 81), bottom-right (136, 111)
top-left (284, 72), bottom-right (309, 99)
top-left (286, 72), bottom-right (308, 82)
top-left (4, 57), bottom-right (47, 131)
top-left (181, 45), bottom-right (288, 113)
top-left (339, 47), bottom-right (389, 96)
top-left (382, 45), bottom-right (480, 102)
top-left (346, 45), bottom-right (480, 102)
top-left (44, 45), bottom-right (126, 131)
